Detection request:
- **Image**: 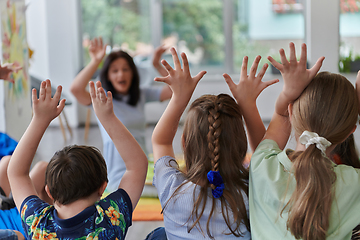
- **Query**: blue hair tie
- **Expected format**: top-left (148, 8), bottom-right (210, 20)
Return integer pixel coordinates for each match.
top-left (207, 170), bottom-right (224, 198)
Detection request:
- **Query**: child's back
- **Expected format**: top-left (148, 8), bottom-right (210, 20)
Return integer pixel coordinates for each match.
top-left (20, 145), bottom-right (132, 239)
top-left (8, 80), bottom-right (148, 239)
top-left (153, 94), bottom-right (250, 239)
top-left (151, 48), bottom-right (277, 239)
top-left (249, 43), bottom-right (360, 240)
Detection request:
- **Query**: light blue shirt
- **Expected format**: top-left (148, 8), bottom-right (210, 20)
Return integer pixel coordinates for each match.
top-left (153, 156), bottom-right (251, 240)
top-left (97, 86), bottom-right (162, 192)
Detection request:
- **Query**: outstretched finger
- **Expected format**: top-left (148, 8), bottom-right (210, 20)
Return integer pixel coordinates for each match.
top-left (279, 48), bottom-right (288, 66)
top-left (97, 87), bottom-right (107, 102)
top-left (257, 63), bottom-right (269, 79)
top-left (262, 78), bottom-right (279, 89)
top-left (223, 73), bottom-right (236, 91)
top-left (299, 43), bottom-right (307, 66)
top-left (193, 71), bottom-right (206, 84)
top-left (181, 52), bottom-right (190, 74)
top-left (289, 42), bottom-right (297, 63)
top-left (99, 37), bottom-right (103, 48)
top-left (308, 56), bottom-right (325, 79)
top-left (161, 59), bottom-right (174, 74)
top-left (39, 81), bottom-right (46, 100)
top-left (154, 76), bottom-right (170, 85)
top-left (45, 79), bottom-right (52, 99)
top-left (57, 99), bottom-right (66, 115)
top-left (53, 85), bottom-right (63, 103)
top-left (170, 48), bottom-right (181, 70)
top-left (250, 56), bottom-right (261, 78)
top-left (268, 56), bottom-right (283, 71)
top-left (32, 88), bottom-right (37, 103)
top-left (89, 81), bottom-right (96, 100)
top-left (240, 56), bottom-right (249, 80)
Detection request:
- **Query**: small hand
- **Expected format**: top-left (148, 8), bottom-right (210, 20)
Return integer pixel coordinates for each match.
top-left (0, 62), bottom-right (22, 83)
top-left (154, 47), bottom-right (206, 99)
top-left (89, 37), bottom-right (107, 63)
top-left (89, 81), bottom-right (114, 118)
top-left (152, 45), bottom-right (169, 77)
top-left (268, 42), bottom-right (324, 101)
top-left (152, 45), bottom-right (168, 68)
top-left (32, 79), bottom-right (65, 123)
top-left (224, 55), bottom-right (279, 106)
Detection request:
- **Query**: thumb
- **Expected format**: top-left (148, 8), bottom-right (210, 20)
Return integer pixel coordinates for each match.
top-left (309, 56), bottom-right (325, 79)
top-left (193, 71), bottom-right (207, 83)
top-left (154, 76), bottom-right (170, 85)
top-left (223, 73), bottom-right (236, 90)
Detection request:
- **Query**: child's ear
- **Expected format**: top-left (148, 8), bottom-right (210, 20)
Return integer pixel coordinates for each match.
top-left (288, 103), bottom-right (293, 121)
top-left (45, 185), bottom-right (54, 201)
top-left (98, 181), bottom-right (108, 197)
top-left (181, 134), bottom-right (185, 150)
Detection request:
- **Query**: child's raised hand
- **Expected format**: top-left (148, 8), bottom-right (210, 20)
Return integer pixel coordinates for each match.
top-left (224, 55), bottom-right (279, 106)
top-left (0, 62), bottom-right (22, 83)
top-left (89, 81), bottom-right (114, 119)
top-left (154, 47), bottom-right (206, 100)
top-left (268, 42), bottom-right (324, 101)
top-left (32, 79), bottom-right (65, 123)
top-left (152, 45), bottom-right (169, 77)
top-left (88, 37), bottom-right (107, 63)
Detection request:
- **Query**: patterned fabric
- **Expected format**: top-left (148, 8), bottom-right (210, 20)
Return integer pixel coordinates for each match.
top-left (20, 189), bottom-right (132, 240)
top-left (353, 225), bottom-right (360, 240)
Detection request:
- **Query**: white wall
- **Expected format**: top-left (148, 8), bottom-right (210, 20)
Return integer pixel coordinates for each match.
top-left (26, 0), bottom-right (82, 127)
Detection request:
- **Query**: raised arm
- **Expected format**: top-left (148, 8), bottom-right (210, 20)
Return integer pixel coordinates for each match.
top-left (89, 81), bottom-right (147, 209)
top-left (224, 55), bottom-right (279, 151)
top-left (266, 42), bottom-right (324, 149)
top-left (70, 37), bottom-right (107, 106)
top-left (151, 48), bottom-right (206, 162)
top-left (8, 80), bottom-right (65, 211)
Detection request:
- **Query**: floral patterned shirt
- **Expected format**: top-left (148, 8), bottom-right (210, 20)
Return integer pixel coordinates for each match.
top-left (20, 189), bottom-right (132, 240)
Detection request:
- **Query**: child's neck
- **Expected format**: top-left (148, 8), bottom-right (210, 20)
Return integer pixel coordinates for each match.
top-left (54, 192), bottom-right (100, 219)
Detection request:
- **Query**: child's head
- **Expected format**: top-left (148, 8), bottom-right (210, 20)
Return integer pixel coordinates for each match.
top-left (45, 145), bottom-right (108, 205)
top-left (180, 94), bottom-right (250, 237)
top-left (100, 50), bottom-right (140, 106)
top-left (182, 94), bottom-right (248, 179)
top-left (291, 71), bottom-right (358, 146)
top-left (285, 72), bottom-right (359, 240)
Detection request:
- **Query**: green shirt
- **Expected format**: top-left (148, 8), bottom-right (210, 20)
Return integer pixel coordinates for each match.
top-left (249, 139), bottom-right (360, 240)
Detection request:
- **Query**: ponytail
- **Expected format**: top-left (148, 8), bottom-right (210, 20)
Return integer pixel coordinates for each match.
top-left (286, 72), bottom-right (359, 239)
top-left (284, 146), bottom-right (336, 240)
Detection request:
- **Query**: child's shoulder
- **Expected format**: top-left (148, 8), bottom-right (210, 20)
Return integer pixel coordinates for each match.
top-left (98, 188), bottom-right (133, 215)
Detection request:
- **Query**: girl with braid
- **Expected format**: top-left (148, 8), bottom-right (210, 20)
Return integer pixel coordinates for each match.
top-left (149, 47), bottom-right (277, 239)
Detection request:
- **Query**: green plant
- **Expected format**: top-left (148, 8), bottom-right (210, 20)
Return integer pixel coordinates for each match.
top-left (339, 51), bottom-right (360, 73)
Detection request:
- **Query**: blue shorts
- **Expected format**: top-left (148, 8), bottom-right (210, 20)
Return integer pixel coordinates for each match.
top-left (0, 229), bottom-right (18, 240)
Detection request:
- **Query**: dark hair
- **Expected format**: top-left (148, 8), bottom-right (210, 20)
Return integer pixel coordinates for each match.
top-left (99, 50), bottom-right (140, 106)
top-left (285, 72), bottom-right (359, 240)
top-left (164, 94), bottom-right (249, 238)
top-left (331, 133), bottom-right (360, 168)
top-left (45, 145), bottom-right (108, 205)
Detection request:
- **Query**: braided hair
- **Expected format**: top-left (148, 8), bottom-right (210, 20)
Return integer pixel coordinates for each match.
top-left (163, 94), bottom-right (250, 238)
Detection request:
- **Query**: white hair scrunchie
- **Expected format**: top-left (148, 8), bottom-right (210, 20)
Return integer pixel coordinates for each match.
top-left (299, 131), bottom-right (332, 155)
